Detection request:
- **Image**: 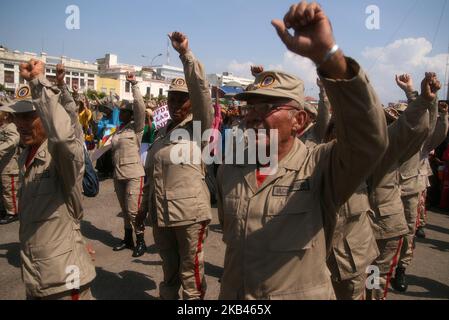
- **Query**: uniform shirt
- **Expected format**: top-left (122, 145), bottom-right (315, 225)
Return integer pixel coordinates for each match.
top-left (111, 85), bottom-right (146, 181)
top-left (217, 58), bottom-right (388, 300)
top-left (0, 122), bottom-right (20, 175)
top-left (328, 184), bottom-right (379, 282)
top-left (369, 96), bottom-right (433, 240)
top-left (19, 76), bottom-right (96, 297)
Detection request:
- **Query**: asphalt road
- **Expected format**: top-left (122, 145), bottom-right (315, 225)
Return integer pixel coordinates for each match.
top-left (0, 178), bottom-right (448, 300)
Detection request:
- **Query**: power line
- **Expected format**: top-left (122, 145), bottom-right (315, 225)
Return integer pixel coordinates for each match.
top-left (431, 0), bottom-right (448, 47)
top-left (368, 0), bottom-right (420, 72)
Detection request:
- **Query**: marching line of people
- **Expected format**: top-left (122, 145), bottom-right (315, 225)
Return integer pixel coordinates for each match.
top-left (0, 1), bottom-right (448, 300)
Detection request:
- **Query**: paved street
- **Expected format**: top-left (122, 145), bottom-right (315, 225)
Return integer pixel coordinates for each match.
top-left (0, 179), bottom-right (448, 300)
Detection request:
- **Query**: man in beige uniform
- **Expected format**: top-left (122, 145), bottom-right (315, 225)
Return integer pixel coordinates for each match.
top-left (217, 1), bottom-right (388, 300)
top-left (323, 116), bottom-right (379, 300)
top-left (138, 32), bottom-right (213, 300)
top-left (366, 73), bottom-right (441, 300)
top-left (0, 110), bottom-right (20, 224)
top-left (416, 100), bottom-right (449, 238)
top-left (392, 75), bottom-right (448, 292)
top-left (111, 73), bottom-right (147, 258)
top-left (0, 59), bottom-right (96, 300)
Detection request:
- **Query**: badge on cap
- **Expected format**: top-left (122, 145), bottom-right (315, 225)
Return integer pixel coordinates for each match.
top-left (172, 78), bottom-right (186, 87)
top-left (260, 74), bottom-right (276, 88)
top-left (16, 85), bottom-right (32, 100)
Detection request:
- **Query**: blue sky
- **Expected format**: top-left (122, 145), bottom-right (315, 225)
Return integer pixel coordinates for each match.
top-left (1, 0), bottom-right (448, 101)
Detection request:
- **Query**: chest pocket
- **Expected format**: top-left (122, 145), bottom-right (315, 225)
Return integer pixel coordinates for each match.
top-left (32, 169), bottom-right (57, 197)
top-left (265, 189), bottom-right (317, 252)
top-left (221, 195), bottom-right (244, 248)
top-left (118, 132), bottom-right (140, 165)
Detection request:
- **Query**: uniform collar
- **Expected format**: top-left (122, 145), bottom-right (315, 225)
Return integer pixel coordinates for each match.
top-left (237, 138), bottom-right (309, 195)
top-left (34, 140), bottom-right (50, 162)
top-left (22, 139), bottom-right (49, 170)
top-left (160, 113), bottom-right (193, 137)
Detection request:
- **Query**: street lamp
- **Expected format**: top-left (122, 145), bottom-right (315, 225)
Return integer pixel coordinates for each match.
top-left (151, 53), bottom-right (163, 66)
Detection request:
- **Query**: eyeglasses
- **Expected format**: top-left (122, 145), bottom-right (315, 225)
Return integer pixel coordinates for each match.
top-left (246, 103), bottom-right (300, 116)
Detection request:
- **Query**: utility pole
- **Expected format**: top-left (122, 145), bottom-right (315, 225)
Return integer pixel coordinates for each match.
top-left (166, 38), bottom-right (170, 66)
top-left (445, 42), bottom-right (449, 100)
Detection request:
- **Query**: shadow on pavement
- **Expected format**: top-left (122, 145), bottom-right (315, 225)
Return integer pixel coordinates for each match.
top-left (0, 242), bottom-right (20, 268)
top-left (209, 224), bottom-right (222, 234)
top-left (81, 220), bottom-right (122, 248)
top-left (416, 237), bottom-right (449, 252)
top-left (205, 262), bottom-right (223, 279)
top-left (426, 223), bottom-right (449, 236)
top-left (131, 259), bottom-right (163, 266)
top-left (91, 267), bottom-right (158, 300)
top-left (392, 274), bottom-right (449, 299)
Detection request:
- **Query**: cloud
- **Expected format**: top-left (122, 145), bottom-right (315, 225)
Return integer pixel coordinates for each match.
top-left (227, 60), bottom-right (255, 79)
top-left (362, 38), bottom-right (449, 103)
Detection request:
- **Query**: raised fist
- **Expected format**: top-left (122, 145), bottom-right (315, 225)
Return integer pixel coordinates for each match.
top-left (168, 31), bottom-right (189, 56)
top-left (271, 1), bottom-right (335, 65)
top-left (19, 59), bottom-right (45, 81)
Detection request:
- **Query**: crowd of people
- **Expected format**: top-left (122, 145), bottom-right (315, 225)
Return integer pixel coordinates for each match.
top-left (0, 1), bottom-right (448, 300)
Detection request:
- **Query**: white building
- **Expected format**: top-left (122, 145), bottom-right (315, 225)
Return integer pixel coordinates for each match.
top-left (151, 64), bottom-right (185, 81)
top-left (0, 47), bottom-right (98, 92)
top-left (207, 72), bottom-right (253, 88)
top-left (97, 54), bottom-right (171, 101)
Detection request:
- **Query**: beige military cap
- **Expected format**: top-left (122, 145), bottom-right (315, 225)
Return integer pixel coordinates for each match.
top-left (120, 101), bottom-right (134, 112)
top-left (235, 71), bottom-right (305, 105)
top-left (0, 84), bottom-right (36, 113)
top-left (168, 78), bottom-right (189, 94)
top-left (384, 106), bottom-right (399, 121)
top-left (304, 102), bottom-right (318, 117)
top-left (394, 103), bottom-right (408, 113)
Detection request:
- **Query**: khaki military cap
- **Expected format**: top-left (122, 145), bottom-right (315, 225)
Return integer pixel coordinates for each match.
top-left (120, 101), bottom-right (134, 112)
top-left (304, 102), bottom-right (318, 117)
top-left (384, 106), bottom-right (399, 121)
top-left (235, 71), bottom-right (305, 105)
top-left (168, 78), bottom-right (189, 94)
top-left (0, 84), bottom-right (36, 113)
top-left (394, 103), bottom-right (408, 113)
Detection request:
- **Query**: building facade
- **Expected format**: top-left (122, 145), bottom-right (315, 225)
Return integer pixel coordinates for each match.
top-left (96, 54), bottom-right (171, 101)
top-left (0, 47), bottom-right (98, 92)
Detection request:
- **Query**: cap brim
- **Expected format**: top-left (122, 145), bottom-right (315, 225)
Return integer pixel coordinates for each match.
top-left (168, 88), bottom-right (189, 94)
top-left (235, 89), bottom-right (302, 104)
top-left (0, 100), bottom-right (36, 113)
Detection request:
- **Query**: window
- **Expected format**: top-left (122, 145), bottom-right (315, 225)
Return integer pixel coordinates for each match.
top-left (72, 72), bottom-right (79, 76)
top-left (4, 70), bottom-right (14, 83)
top-left (4, 64), bottom-right (14, 69)
top-left (72, 78), bottom-right (79, 87)
top-left (125, 82), bottom-right (131, 93)
top-left (159, 88), bottom-right (163, 96)
top-left (80, 79), bottom-right (85, 88)
top-left (80, 73), bottom-right (85, 77)
top-left (101, 87), bottom-right (107, 94)
top-left (88, 74), bottom-right (95, 78)
top-left (146, 87), bottom-right (151, 96)
top-left (88, 79), bottom-right (95, 88)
